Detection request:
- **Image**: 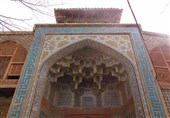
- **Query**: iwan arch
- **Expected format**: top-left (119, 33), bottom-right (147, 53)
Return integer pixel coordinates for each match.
top-left (33, 38), bottom-right (144, 117)
top-left (4, 8), bottom-right (168, 118)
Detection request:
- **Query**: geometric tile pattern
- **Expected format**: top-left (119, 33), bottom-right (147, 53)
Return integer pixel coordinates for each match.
top-left (132, 32), bottom-right (166, 117)
top-left (150, 51), bottom-right (167, 67)
top-left (155, 68), bottom-right (170, 83)
top-left (143, 33), bottom-right (170, 52)
top-left (8, 26), bottom-right (166, 118)
top-left (148, 38), bottom-right (170, 116)
top-left (33, 38), bottom-right (144, 117)
top-left (40, 35), bottom-right (135, 65)
top-left (162, 89), bottom-right (170, 116)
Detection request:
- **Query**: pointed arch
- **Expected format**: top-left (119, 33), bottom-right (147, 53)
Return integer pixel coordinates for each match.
top-left (0, 41), bottom-right (28, 80)
top-left (0, 33), bottom-right (33, 51)
top-left (30, 39), bottom-right (145, 118)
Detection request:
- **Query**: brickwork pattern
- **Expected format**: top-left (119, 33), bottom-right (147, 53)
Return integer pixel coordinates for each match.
top-left (0, 32), bottom-right (33, 51)
top-left (0, 42), bottom-right (27, 80)
top-left (8, 26), bottom-right (166, 118)
top-left (150, 44), bottom-right (170, 89)
top-left (143, 32), bottom-right (169, 52)
top-left (33, 36), bottom-right (145, 117)
top-left (162, 90), bottom-right (170, 114)
top-left (0, 103), bottom-right (10, 118)
top-left (147, 33), bottom-right (170, 116)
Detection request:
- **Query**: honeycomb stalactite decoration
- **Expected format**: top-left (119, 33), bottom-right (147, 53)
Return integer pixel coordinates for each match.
top-left (48, 47), bottom-right (127, 90)
top-left (45, 47), bottom-right (131, 108)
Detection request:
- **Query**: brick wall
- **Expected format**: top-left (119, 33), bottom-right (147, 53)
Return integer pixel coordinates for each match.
top-left (144, 32), bottom-right (170, 116)
top-left (0, 32), bottom-right (33, 117)
top-left (0, 32), bottom-right (33, 51)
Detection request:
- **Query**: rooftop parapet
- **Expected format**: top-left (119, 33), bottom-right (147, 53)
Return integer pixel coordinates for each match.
top-left (54, 8), bottom-right (123, 23)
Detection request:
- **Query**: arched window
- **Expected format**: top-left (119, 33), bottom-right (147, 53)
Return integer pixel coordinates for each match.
top-left (81, 90), bottom-right (96, 107)
top-left (54, 84), bottom-right (74, 107)
top-left (0, 41), bottom-right (27, 80)
top-left (102, 86), bottom-right (120, 107)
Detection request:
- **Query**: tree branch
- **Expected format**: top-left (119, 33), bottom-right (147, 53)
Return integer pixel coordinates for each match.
top-left (0, 0), bottom-right (65, 31)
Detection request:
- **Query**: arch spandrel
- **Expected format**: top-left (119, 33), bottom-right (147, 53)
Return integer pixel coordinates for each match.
top-left (30, 38), bottom-right (146, 118)
top-left (39, 34), bottom-right (136, 66)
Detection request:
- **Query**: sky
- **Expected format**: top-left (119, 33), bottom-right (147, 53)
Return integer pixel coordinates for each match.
top-left (0, 0), bottom-right (169, 35)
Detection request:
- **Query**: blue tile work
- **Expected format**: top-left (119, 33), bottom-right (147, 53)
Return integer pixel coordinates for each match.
top-left (8, 26), bottom-right (166, 118)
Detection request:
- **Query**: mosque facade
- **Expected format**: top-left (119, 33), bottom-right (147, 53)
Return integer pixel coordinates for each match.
top-left (0, 8), bottom-right (170, 118)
